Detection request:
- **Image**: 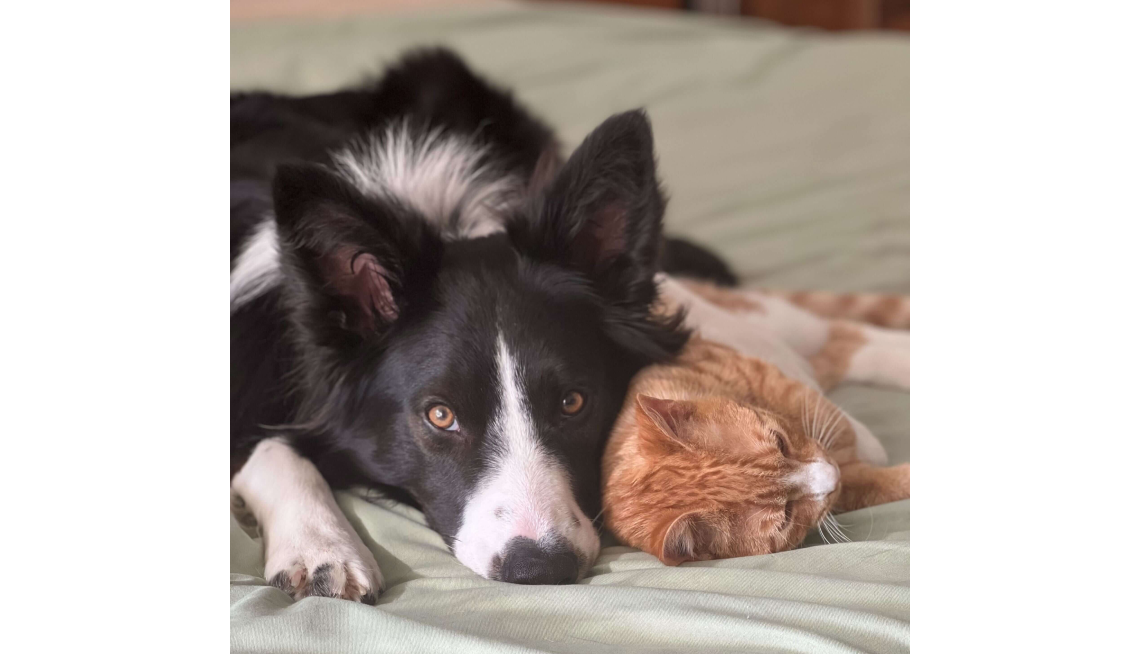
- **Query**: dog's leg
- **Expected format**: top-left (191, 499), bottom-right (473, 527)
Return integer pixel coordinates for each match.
top-left (230, 438), bottom-right (384, 603)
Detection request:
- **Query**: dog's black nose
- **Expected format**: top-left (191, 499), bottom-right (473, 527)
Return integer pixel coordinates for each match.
top-left (497, 537), bottom-right (579, 585)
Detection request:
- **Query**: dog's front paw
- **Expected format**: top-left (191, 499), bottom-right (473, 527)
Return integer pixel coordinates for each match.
top-left (265, 532), bottom-right (384, 604)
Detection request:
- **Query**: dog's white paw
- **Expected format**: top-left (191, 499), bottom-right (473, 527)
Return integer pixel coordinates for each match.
top-left (231, 438), bottom-right (385, 603)
top-left (264, 525), bottom-right (384, 604)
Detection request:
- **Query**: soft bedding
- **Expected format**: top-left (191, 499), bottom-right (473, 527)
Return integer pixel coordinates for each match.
top-left (231, 3), bottom-right (910, 652)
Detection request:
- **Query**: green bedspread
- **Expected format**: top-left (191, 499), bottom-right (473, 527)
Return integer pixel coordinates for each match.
top-left (231, 3), bottom-right (909, 652)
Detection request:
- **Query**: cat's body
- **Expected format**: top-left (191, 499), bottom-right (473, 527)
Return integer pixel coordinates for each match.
top-left (601, 278), bottom-right (910, 565)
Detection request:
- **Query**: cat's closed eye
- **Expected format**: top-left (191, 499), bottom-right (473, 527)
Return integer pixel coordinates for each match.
top-left (783, 500), bottom-right (795, 526)
top-left (774, 433), bottom-right (789, 457)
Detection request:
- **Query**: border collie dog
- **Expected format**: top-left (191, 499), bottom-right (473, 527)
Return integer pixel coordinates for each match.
top-left (230, 49), bottom-right (693, 602)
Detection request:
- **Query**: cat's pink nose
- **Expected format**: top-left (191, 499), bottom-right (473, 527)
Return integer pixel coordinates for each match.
top-left (792, 460), bottom-right (839, 497)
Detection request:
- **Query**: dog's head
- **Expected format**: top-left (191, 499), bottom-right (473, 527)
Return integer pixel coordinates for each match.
top-left (272, 110), bottom-right (686, 584)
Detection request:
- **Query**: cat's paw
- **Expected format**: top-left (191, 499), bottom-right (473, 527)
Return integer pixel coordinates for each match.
top-left (851, 327), bottom-right (909, 390)
top-left (264, 529), bottom-right (383, 604)
top-left (862, 346), bottom-right (909, 390)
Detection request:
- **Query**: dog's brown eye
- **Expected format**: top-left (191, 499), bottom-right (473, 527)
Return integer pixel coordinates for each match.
top-left (426, 404), bottom-right (458, 431)
top-left (561, 391), bottom-right (585, 415)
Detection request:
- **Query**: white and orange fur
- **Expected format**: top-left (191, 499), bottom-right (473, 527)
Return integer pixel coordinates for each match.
top-left (600, 275), bottom-right (910, 565)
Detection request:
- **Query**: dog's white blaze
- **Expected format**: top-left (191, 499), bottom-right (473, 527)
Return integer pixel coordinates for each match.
top-left (453, 333), bottom-right (600, 579)
top-left (230, 218), bottom-right (282, 311)
top-left (333, 123), bottom-right (517, 241)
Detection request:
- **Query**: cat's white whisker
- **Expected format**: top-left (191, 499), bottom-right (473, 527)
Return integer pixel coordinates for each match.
top-left (831, 409), bottom-right (847, 441)
top-left (816, 395), bottom-right (827, 442)
top-left (800, 394), bottom-right (809, 439)
top-left (823, 425), bottom-right (838, 449)
top-left (830, 513), bottom-right (854, 529)
top-left (832, 521), bottom-right (848, 543)
top-left (826, 412), bottom-right (845, 448)
top-left (821, 518), bottom-right (839, 545)
top-left (818, 513), bottom-right (838, 543)
top-left (826, 514), bottom-right (851, 542)
top-left (818, 404), bottom-right (843, 449)
top-left (818, 400), bottom-right (839, 448)
top-left (817, 522), bottom-right (831, 545)
top-left (809, 393), bottom-right (824, 444)
top-left (806, 394), bottom-right (815, 439)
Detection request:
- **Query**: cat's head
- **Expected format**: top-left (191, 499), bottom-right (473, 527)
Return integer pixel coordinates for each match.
top-left (630, 394), bottom-right (840, 564)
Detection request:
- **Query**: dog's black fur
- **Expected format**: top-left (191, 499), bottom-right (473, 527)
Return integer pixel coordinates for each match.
top-left (231, 49), bottom-right (733, 579)
top-left (232, 49), bottom-right (558, 183)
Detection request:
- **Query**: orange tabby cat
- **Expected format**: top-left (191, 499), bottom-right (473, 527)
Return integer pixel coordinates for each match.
top-left (601, 278), bottom-right (909, 565)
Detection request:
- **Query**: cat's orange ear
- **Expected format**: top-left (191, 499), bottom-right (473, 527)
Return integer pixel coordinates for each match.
top-left (635, 395), bottom-right (697, 448)
top-left (659, 512), bottom-right (715, 566)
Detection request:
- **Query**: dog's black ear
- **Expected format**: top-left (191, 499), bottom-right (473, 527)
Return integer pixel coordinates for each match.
top-left (522, 110), bottom-right (666, 306)
top-left (272, 162), bottom-right (440, 339)
top-left (512, 110), bottom-right (688, 364)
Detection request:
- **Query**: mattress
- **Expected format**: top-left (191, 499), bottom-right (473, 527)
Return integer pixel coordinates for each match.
top-left (231, 3), bottom-right (910, 652)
